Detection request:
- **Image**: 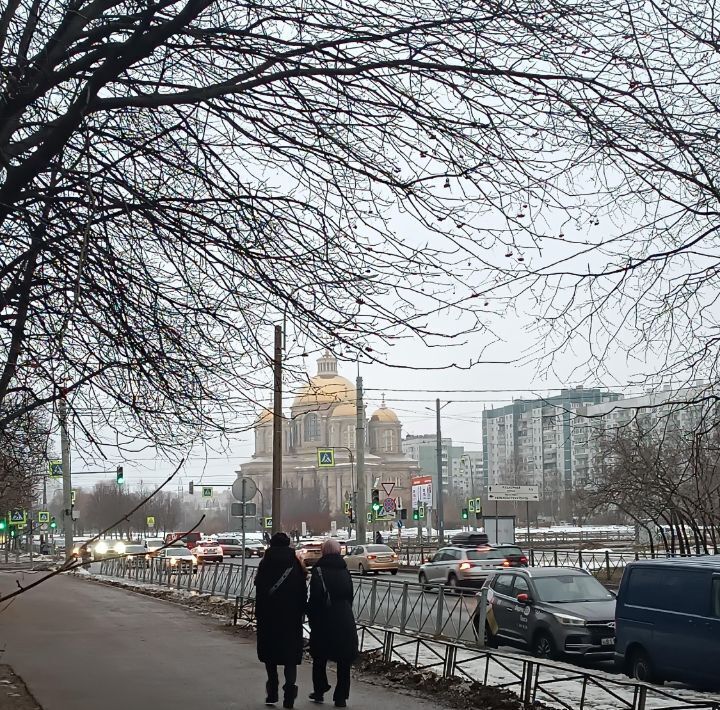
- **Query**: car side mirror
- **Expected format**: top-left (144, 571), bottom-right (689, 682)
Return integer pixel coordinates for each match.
top-left (516, 593), bottom-right (532, 605)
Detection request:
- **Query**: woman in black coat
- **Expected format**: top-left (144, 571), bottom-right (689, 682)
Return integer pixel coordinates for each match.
top-left (254, 532), bottom-right (308, 708)
top-left (307, 539), bottom-right (358, 708)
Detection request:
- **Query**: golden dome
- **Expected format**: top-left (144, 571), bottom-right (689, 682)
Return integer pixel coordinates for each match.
top-left (370, 398), bottom-right (399, 423)
top-left (292, 375), bottom-right (355, 408)
top-left (331, 402), bottom-right (357, 417)
top-left (255, 408), bottom-right (274, 426)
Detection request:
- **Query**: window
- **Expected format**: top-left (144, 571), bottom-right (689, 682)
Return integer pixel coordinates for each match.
top-left (513, 576), bottom-right (530, 595)
top-left (626, 568), bottom-right (709, 615)
top-left (383, 429), bottom-right (396, 452)
top-left (304, 413), bottom-right (319, 441)
top-left (493, 574), bottom-right (514, 597)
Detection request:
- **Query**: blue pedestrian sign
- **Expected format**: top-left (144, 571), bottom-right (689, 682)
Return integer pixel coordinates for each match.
top-left (317, 448), bottom-right (335, 467)
top-left (48, 459), bottom-right (63, 478)
top-left (397, 521), bottom-right (404, 529)
top-left (9, 509), bottom-right (26, 526)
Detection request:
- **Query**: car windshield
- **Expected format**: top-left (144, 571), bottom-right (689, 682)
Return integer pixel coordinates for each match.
top-left (167, 548), bottom-right (193, 557)
top-left (366, 545), bottom-right (393, 553)
top-left (494, 547), bottom-right (524, 557)
top-left (533, 574), bottom-right (614, 602)
top-left (466, 549), bottom-right (491, 560)
top-left (125, 546), bottom-right (146, 554)
top-left (146, 540), bottom-right (163, 549)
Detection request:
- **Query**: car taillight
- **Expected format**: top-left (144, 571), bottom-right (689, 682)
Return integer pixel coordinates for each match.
top-left (459, 562), bottom-right (471, 570)
top-left (502, 560), bottom-right (511, 567)
top-left (367, 555), bottom-right (377, 560)
top-left (520, 556), bottom-right (528, 564)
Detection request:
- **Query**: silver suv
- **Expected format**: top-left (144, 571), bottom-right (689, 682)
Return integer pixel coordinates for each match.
top-left (418, 544), bottom-right (528, 590)
top-left (473, 568), bottom-right (616, 659)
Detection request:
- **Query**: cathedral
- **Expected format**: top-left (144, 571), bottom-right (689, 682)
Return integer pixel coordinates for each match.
top-left (237, 351), bottom-right (419, 520)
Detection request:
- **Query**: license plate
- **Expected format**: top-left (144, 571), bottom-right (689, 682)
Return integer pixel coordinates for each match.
top-left (601, 637), bottom-right (615, 646)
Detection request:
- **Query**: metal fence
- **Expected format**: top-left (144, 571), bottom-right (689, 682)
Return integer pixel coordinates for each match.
top-left (95, 558), bottom-right (720, 710)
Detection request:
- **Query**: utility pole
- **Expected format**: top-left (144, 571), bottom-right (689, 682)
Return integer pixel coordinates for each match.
top-left (271, 325), bottom-right (283, 535)
top-left (355, 376), bottom-right (366, 544)
top-left (59, 394), bottom-right (73, 560)
top-left (435, 398), bottom-right (445, 544)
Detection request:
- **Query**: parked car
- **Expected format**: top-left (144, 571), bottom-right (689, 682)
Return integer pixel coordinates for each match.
top-left (295, 541), bottom-right (323, 567)
top-left (216, 537), bottom-right (244, 558)
top-left (193, 539), bottom-right (223, 564)
top-left (345, 544), bottom-right (399, 575)
top-left (473, 568), bottom-right (616, 660)
top-left (158, 546), bottom-right (197, 573)
top-left (418, 544), bottom-right (528, 589)
top-left (615, 556), bottom-right (720, 687)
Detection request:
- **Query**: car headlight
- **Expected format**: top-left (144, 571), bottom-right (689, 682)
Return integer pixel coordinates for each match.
top-left (95, 542), bottom-right (108, 555)
top-left (114, 542), bottom-right (126, 554)
top-left (552, 612), bottom-right (586, 627)
top-left (170, 558), bottom-right (178, 565)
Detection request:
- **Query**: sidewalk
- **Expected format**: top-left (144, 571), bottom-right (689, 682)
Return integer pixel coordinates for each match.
top-left (0, 572), bottom-right (437, 710)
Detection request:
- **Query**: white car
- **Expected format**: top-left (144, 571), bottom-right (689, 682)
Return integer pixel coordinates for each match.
top-left (193, 539), bottom-right (224, 564)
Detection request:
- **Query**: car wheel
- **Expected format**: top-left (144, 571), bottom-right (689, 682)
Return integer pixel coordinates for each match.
top-left (631, 648), bottom-right (661, 684)
top-left (419, 572), bottom-right (428, 585)
top-left (533, 632), bottom-right (559, 660)
top-left (359, 563), bottom-right (367, 576)
top-left (390, 569), bottom-right (398, 576)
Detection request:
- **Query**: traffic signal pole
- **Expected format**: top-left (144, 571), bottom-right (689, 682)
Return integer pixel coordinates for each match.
top-left (59, 394), bottom-right (73, 561)
top-left (435, 399), bottom-right (445, 544)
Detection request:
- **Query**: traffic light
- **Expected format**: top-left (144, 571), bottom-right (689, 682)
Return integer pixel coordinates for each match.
top-left (419, 504), bottom-right (426, 519)
top-left (116, 465), bottom-right (124, 485)
top-left (412, 509), bottom-right (419, 521)
top-left (371, 489), bottom-right (381, 512)
top-left (461, 508), bottom-right (469, 520)
top-left (189, 481), bottom-right (194, 495)
top-left (0, 518), bottom-right (6, 531)
top-left (50, 516), bottom-right (57, 529)
top-left (400, 508), bottom-right (407, 520)
top-left (9, 527), bottom-right (16, 538)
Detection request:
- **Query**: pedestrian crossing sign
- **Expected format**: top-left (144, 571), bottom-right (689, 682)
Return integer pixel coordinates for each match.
top-left (202, 486), bottom-right (213, 498)
top-left (263, 517), bottom-right (273, 529)
top-left (317, 448), bottom-right (335, 467)
top-left (38, 511), bottom-right (50, 524)
top-left (48, 459), bottom-right (62, 478)
top-left (9, 509), bottom-right (26, 526)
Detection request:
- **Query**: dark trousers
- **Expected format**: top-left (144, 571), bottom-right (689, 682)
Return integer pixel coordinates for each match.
top-left (265, 662), bottom-right (297, 693)
top-left (312, 658), bottom-right (351, 702)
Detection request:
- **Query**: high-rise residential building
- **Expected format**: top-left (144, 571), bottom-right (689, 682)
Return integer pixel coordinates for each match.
top-left (401, 434), bottom-right (464, 492)
top-left (481, 387), bottom-right (621, 506)
top-left (451, 451), bottom-right (483, 499)
top-left (573, 384), bottom-right (710, 485)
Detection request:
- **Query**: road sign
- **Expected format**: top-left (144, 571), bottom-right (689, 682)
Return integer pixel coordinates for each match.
top-left (202, 486), bottom-right (213, 498)
top-left (9, 509), bottom-right (26, 526)
top-left (381, 482), bottom-right (395, 497)
top-left (146, 516), bottom-right (155, 527)
top-left (411, 476), bottom-right (433, 508)
top-left (383, 497), bottom-right (396, 513)
top-left (37, 511), bottom-right (50, 524)
top-left (48, 459), bottom-right (62, 478)
top-left (263, 517), bottom-right (273, 528)
top-left (317, 448), bottom-right (335, 467)
top-left (475, 497), bottom-right (482, 512)
top-left (232, 477), bottom-right (257, 501)
top-left (487, 485), bottom-right (540, 502)
top-left (397, 520), bottom-right (404, 529)
top-left (468, 498), bottom-right (475, 513)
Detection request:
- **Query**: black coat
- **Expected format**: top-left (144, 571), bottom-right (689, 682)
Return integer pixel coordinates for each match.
top-left (307, 554), bottom-right (358, 662)
top-left (254, 545), bottom-right (307, 665)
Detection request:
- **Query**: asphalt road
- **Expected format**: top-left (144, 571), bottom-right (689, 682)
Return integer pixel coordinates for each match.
top-left (0, 570), bottom-right (441, 710)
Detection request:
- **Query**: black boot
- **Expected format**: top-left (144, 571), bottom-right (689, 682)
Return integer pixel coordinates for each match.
top-left (283, 685), bottom-right (298, 709)
top-left (266, 681), bottom-right (279, 705)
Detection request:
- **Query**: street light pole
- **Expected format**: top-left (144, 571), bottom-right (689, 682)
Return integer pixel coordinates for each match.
top-left (356, 376), bottom-right (366, 544)
top-left (271, 325), bottom-right (283, 535)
